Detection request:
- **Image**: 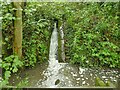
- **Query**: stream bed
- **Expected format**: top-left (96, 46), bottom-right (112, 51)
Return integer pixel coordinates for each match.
top-left (9, 62), bottom-right (120, 88)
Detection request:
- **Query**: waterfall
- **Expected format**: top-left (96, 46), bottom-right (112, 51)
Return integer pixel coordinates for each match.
top-left (49, 22), bottom-right (58, 60)
top-left (36, 22), bottom-right (66, 87)
top-left (43, 22), bottom-right (61, 77)
top-left (40, 22), bottom-right (61, 87)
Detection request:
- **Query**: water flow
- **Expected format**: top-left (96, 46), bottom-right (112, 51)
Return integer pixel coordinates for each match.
top-left (48, 22), bottom-right (59, 70)
top-left (37, 22), bottom-right (63, 87)
top-left (49, 23), bottom-right (58, 60)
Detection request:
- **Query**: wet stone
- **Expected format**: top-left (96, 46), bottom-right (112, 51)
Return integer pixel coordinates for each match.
top-left (55, 79), bottom-right (60, 85)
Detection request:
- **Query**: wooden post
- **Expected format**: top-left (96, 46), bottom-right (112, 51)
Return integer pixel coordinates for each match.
top-left (13, 2), bottom-right (22, 58)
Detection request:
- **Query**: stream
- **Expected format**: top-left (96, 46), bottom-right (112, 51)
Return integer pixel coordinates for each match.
top-left (9, 23), bottom-right (120, 88)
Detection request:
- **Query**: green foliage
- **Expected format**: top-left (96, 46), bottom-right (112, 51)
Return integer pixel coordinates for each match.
top-left (0, 55), bottom-right (23, 86)
top-left (95, 77), bottom-right (115, 87)
top-left (2, 2), bottom-right (15, 58)
top-left (22, 3), bottom-right (50, 66)
top-left (64, 3), bottom-right (120, 68)
top-left (17, 77), bottom-right (29, 88)
top-left (95, 77), bottom-right (106, 86)
top-left (106, 81), bottom-right (115, 87)
top-left (1, 2), bottom-right (120, 87)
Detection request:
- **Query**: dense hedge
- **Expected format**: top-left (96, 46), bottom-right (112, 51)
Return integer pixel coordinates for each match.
top-left (64, 3), bottom-right (120, 68)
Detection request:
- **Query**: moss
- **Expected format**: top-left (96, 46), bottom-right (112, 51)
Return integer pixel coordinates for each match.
top-left (95, 77), bottom-right (106, 86)
top-left (58, 25), bottom-right (62, 62)
top-left (106, 81), bottom-right (115, 87)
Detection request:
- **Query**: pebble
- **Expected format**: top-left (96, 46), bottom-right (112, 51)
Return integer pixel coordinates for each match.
top-left (110, 77), bottom-right (113, 79)
top-left (81, 75), bottom-right (84, 77)
top-left (82, 78), bottom-right (84, 80)
top-left (82, 81), bottom-right (86, 85)
top-left (102, 76), bottom-right (106, 78)
top-left (71, 72), bottom-right (74, 74)
top-left (113, 80), bottom-right (117, 82)
top-left (87, 83), bottom-right (89, 85)
top-left (105, 78), bottom-right (108, 81)
top-left (90, 73), bottom-right (92, 76)
top-left (76, 78), bottom-right (80, 80)
top-left (66, 77), bottom-right (69, 79)
top-left (73, 74), bottom-right (77, 77)
top-left (68, 81), bottom-right (71, 83)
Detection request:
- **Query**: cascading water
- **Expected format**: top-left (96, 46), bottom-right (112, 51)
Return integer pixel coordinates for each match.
top-left (36, 22), bottom-right (65, 87)
top-left (48, 22), bottom-right (59, 68)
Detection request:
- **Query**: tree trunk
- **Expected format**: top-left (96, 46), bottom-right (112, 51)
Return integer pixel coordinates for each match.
top-left (13, 2), bottom-right (22, 58)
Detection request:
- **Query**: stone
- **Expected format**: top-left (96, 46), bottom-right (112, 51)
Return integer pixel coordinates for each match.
top-left (55, 79), bottom-right (60, 85)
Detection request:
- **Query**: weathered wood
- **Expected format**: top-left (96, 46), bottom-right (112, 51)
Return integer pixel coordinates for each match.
top-left (13, 2), bottom-right (22, 58)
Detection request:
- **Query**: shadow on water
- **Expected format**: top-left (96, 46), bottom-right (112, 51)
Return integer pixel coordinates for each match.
top-left (9, 22), bottom-right (120, 88)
